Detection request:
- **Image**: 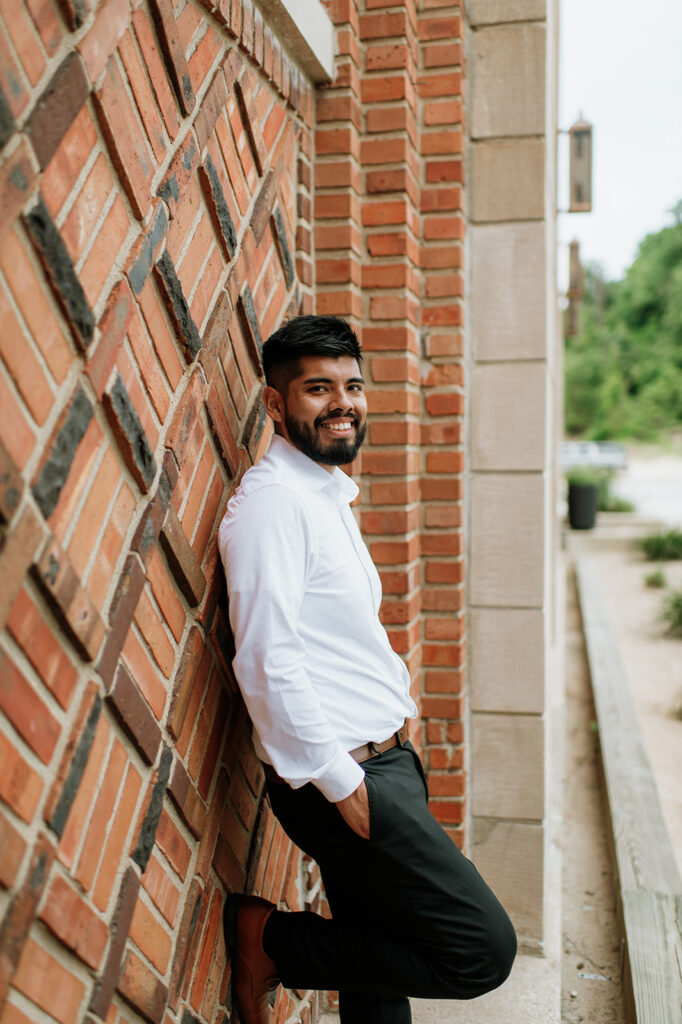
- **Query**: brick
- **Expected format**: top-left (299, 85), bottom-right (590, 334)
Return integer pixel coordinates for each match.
top-left (418, 72), bottom-right (462, 99)
top-left (47, 689), bottom-right (102, 838)
top-left (32, 386), bottom-right (94, 519)
top-left (24, 196), bottom-right (95, 351)
top-left (0, 228), bottom-right (72, 386)
top-left (160, 505), bottom-right (207, 606)
top-left (106, 663), bottom-right (162, 765)
top-left (205, 381), bottom-right (239, 478)
top-left (132, 7), bottom-right (179, 139)
top-left (94, 58), bottom-right (153, 221)
top-left (13, 924), bottom-right (89, 1023)
top-left (134, 586), bottom-right (175, 678)
top-left (418, 15), bottom-right (461, 40)
top-left (199, 154), bottom-right (237, 258)
top-left (141, 851), bottom-right (180, 926)
top-left (0, 651), bottom-right (60, 764)
top-left (0, 84), bottom-right (13, 152)
top-left (40, 872), bottom-right (109, 969)
top-left (26, 53), bottom-right (89, 171)
top-left (127, 202), bottom-right (168, 296)
top-left (89, 866), bottom-right (140, 1018)
top-left (194, 68), bottom-right (227, 152)
top-left (272, 206), bottom-right (295, 288)
top-left (129, 895), bottom-right (172, 974)
top-left (103, 371), bottom-right (157, 491)
top-left (0, 731), bottom-right (43, 824)
top-left (168, 626), bottom-right (203, 739)
top-left (149, 0), bottom-right (195, 115)
top-left (168, 755), bottom-right (206, 841)
top-left (73, 737), bottom-right (126, 891)
top-left (0, 437), bottom-right (23, 524)
top-left (0, 812), bottom-right (27, 889)
top-left (236, 282), bottom-right (263, 370)
top-left (234, 75), bottom-right (267, 174)
top-left (0, 502), bottom-right (46, 631)
top-left (131, 745), bottom-right (172, 872)
top-left (97, 552), bottom-right (145, 685)
top-left (168, 880), bottom-right (209, 1010)
top-left (423, 42), bottom-right (463, 70)
top-left (118, 27), bottom-right (167, 162)
top-left (154, 251), bottom-right (202, 362)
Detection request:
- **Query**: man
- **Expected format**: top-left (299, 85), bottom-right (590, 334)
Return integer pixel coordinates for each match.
top-left (218, 315), bottom-right (516, 1024)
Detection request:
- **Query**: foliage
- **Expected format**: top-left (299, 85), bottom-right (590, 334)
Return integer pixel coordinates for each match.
top-left (639, 528), bottom-right (682, 561)
top-left (565, 466), bottom-right (602, 487)
top-left (597, 470), bottom-right (635, 512)
top-left (565, 208), bottom-right (682, 440)
top-left (644, 568), bottom-right (666, 588)
top-left (662, 587), bottom-right (682, 637)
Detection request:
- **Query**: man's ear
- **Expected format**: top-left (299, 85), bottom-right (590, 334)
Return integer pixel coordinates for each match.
top-left (263, 385), bottom-right (286, 425)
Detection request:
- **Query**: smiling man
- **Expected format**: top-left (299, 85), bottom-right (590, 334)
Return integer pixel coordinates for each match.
top-left (218, 315), bottom-right (516, 1024)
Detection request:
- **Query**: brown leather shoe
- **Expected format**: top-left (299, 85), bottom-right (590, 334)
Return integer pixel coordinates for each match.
top-left (224, 894), bottom-right (279, 1024)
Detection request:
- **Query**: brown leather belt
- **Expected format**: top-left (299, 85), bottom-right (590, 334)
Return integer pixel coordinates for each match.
top-left (263, 720), bottom-right (409, 786)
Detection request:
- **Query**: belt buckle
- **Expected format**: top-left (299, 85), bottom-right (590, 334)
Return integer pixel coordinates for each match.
top-left (367, 741), bottom-right (380, 757)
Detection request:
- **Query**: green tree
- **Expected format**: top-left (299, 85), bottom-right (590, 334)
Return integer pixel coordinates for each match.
top-left (565, 211), bottom-right (682, 439)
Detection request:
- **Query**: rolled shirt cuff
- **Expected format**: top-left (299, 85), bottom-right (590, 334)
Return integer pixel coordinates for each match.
top-left (313, 749), bottom-right (366, 802)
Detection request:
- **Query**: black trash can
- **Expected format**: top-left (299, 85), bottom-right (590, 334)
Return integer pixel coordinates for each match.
top-left (567, 482), bottom-right (599, 530)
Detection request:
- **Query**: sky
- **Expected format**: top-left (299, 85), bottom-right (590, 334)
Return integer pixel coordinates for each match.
top-left (559, 0), bottom-right (682, 284)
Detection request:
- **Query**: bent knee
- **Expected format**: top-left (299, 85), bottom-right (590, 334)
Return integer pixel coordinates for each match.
top-left (467, 911), bottom-right (517, 996)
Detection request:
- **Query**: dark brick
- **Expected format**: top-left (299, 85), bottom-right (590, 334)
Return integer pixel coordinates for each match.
top-left (89, 866), bottom-right (140, 1019)
top-left (106, 663), bottom-right (162, 766)
top-left (127, 201), bottom-right (168, 295)
top-left (0, 85), bottom-right (14, 154)
top-left (0, 439), bottom-right (23, 524)
top-left (56, 0), bottom-right (90, 31)
top-left (168, 625), bottom-right (203, 739)
top-left (154, 251), bottom-right (201, 362)
top-left (85, 280), bottom-right (134, 400)
top-left (97, 552), bottom-right (146, 686)
top-left (234, 75), bottom-right (266, 174)
top-left (1, 141), bottom-right (38, 246)
top-left (130, 471), bottom-right (172, 567)
top-left (25, 196), bottom-right (95, 350)
top-left (168, 756), bottom-right (207, 840)
top-left (160, 506), bottom-right (206, 606)
top-left (168, 879), bottom-right (210, 1011)
top-left (149, 0), bottom-right (195, 116)
top-left (250, 169), bottom-right (276, 245)
top-left (271, 206), bottom-right (295, 288)
top-left (0, 834), bottom-right (55, 1011)
top-left (194, 68), bottom-right (227, 153)
top-left (32, 537), bottom-right (107, 662)
top-left (236, 284), bottom-right (263, 371)
top-left (48, 694), bottom-right (102, 838)
top-left (156, 134), bottom-right (198, 219)
top-left (205, 380), bottom-right (239, 478)
top-left (194, 768), bottom-right (228, 883)
top-left (165, 369), bottom-right (205, 468)
top-left (118, 949), bottom-right (169, 1024)
top-left (199, 287), bottom-right (232, 381)
top-left (0, 505), bottom-right (46, 632)
top-left (240, 386), bottom-right (266, 453)
top-left (181, 1010), bottom-right (201, 1024)
top-left (132, 744), bottom-right (172, 871)
top-left (103, 373), bottom-right (157, 492)
top-left (198, 154), bottom-right (236, 259)
top-left (32, 387), bottom-right (94, 520)
top-left (26, 53), bottom-right (89, 171)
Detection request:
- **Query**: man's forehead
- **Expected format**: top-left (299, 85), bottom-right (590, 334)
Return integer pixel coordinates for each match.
top-left (291, 354), bottom-right (363, 383)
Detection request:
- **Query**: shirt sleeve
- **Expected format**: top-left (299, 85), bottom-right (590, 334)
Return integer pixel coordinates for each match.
top-left (218, 484), bottom-right (365, 802)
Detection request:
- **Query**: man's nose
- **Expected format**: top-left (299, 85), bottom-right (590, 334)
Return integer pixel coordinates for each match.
top-left (328, 387), bottom-right (354, 411)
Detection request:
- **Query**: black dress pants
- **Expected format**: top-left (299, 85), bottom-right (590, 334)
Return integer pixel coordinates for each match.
top-left (264, 742), bottom-right (517, 1024)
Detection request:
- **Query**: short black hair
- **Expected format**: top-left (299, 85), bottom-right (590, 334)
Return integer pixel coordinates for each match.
top-left (262, 315), bottom-right (362, 392)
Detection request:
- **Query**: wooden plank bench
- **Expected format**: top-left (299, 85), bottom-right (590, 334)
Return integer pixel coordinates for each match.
top-left (575, 556), bottom-right (682, 1023)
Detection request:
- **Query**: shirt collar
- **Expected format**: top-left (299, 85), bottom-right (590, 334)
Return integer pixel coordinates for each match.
top-left (267, 435), bottom-right (359, 505)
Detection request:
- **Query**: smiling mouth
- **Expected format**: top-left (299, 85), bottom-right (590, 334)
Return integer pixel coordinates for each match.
top-left (320, 420), bottom-right (354, 435)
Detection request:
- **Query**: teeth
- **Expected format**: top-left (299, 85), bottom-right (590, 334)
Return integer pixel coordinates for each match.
top-left (324, 422), bottom-right (352, 431)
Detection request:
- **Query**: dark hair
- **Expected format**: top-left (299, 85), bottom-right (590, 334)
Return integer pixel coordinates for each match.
top-left (262, 315), bottom-right (362, 392)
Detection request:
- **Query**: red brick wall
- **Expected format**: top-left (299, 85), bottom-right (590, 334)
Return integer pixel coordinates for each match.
top-left (317, 0), bottom-right (466, 843)
top-left (0, 0), bottom-right (465, 1021)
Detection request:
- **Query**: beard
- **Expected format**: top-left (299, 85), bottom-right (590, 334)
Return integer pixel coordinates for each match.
top-left (284, 410), bottom-right (367, 466)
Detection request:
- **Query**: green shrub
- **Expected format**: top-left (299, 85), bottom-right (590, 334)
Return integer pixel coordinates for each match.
top-left (565, 466), bottom-right (602, 487)
top-left (640, 528), bottom-right (682, 561)
top-left (662, 587), bottom-right (682, 637)
top-left (645, 569), bottom-right (667, 588)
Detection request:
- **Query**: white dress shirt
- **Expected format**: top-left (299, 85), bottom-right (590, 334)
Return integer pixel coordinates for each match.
top-left (218, 434), bottom-right (417, 802)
